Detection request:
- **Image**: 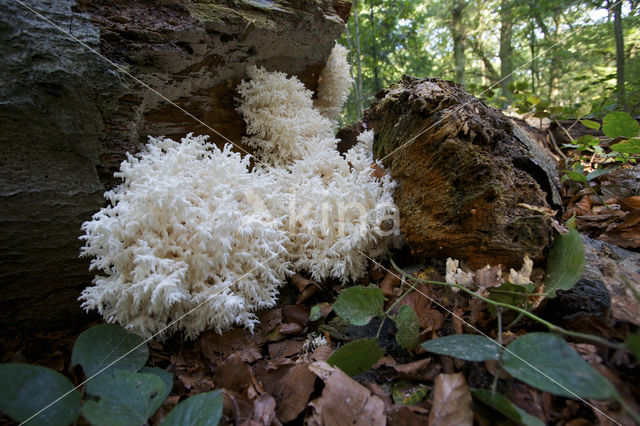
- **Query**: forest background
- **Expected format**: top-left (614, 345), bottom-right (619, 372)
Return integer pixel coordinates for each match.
top-left (339, 0), bottom-right (640, 124)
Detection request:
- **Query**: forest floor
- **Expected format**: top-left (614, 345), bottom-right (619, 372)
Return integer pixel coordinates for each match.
top-left (1, 120), bottom-right (640, 426)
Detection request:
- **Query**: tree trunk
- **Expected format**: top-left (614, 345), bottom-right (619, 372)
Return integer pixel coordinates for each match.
top-left (613, 0), bottom-right (626, 105)
top-left (0, 0), bottom-right (349, 333)
top-left (450, 0), bottom-right (466, 86)
top-left (499, 0), bottom-right (514, 104)
top-left (368, 1), bottom-right (382, 93)
top-left (353, 0), bottom-right (364, 117)
top-left (365, 76), bottom-right (562, 269)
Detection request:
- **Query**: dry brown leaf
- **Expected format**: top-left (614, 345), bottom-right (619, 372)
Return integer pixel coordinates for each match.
top-left (619, 195), bottom-right (640, 211)
top-left (268, 339), bottom-right (303, 359)
top-left (291, 274), bottom-right (321, 303)
top-left (249, 393), bottom-right (277, 426)
top-left (272, 364), bottom-right (317, 423)
top-left (213, 353), bottom-right (254, 394)
top-left (279, 322), bottom-right (303, 335)
top-left (308, 361), bottom-right (386, 426)
top-left (369, 162), bottom-right (387, 179)
top-left (387, 405), bottom-right (430, 425)
top-left (283, 305), bottom-right (310, 327)
top-left (379, 271), bottom-right (402, 297)
top-left (599, 223), bottom-right (640, 248)
top-left (311, 345), bottom-right (332, 362)
top-left (200, 328), bottom-right (263, 364)
top-left (429, 373), bottom-right (473, 426)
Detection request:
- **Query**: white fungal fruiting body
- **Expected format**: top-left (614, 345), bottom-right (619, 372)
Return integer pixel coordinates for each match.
top-left (314, 44), bottom-right (353, 120)
top-left (80, 44), bottom-right (400, 338)
top-left (80, 136), bottom-right (290, 339)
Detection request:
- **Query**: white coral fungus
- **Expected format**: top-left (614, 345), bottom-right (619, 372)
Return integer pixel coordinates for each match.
top-left (80, 44), bottom-right (400, 338)
top-left (445, 258), bottom-right (474, 291)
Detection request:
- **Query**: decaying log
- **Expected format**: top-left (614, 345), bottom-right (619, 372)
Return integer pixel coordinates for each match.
top-left (365, 76), bottom-right (562, 269)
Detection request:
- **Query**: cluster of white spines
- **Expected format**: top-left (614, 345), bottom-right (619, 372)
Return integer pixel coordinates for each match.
top-left (80, 44), bottom-right (400, 338)
top-left (314, 44), bottom-right (353, 121)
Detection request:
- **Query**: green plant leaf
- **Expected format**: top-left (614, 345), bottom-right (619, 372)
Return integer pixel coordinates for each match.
top-left (0, 363), bottom-right (81, 426)
top-left (488, 282), bottom-right (535, 308)
top-left (575, 103), bottom-right (592, 118)
top-left (392, 381), bottom-right (429, 405)
top-left (83, 369), bottom-right (166, 426)
top-left (163, 390), bottom-right (223, 426)
top-left (527, 95), bottom-right (540, 105)
top-left (502, 333), bottom-right (617, 400)
top-left (421, 335), bottom-right (501, 362)
top-left (627, 334), bottom-right (640, 363)
top-left (471, 389), bottom-right (544, 426)
top-left (327, 338), bottom-right (385, 376)
top-left (332, 286), bottom-right (385, 326)
top-left (72, 324), bottom-right (148, 378)
top-left (580, 119), bottom-right (600, 130)
top-left (586, 165), bottom-right (618, 182)
top-left (140, 366), bottom-right (172, 403)
top-left (564, 171), bottom-right (587, 183)
top-left (602, 111), bottom-right (640, 138)
top-left (544, 228), bottom-right (585, 298)
top-left (610, 139), bottom-right (640, 155)
top-left (394, 305), bottom-right (420, 350)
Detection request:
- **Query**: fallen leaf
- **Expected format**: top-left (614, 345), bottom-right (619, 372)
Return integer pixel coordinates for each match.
top-left (311, 345), bottom-right (332, 362)
top-left (213, 354), bottom-right (253, 394)
top-left (517, 203), bottom-right (557, 217)
top-left (283, 305), bottom-right (310, 327)
top-left (272, 364), bottom-right (317, 423)
top-left (200, 328), bottom-right (263, 364)
top-left (279, 322), bottom-right (303, 335)
top-left (379, 271), bottom-right (401, 297)
top-left (268, 340), bottom-right (303, 359)
top-left (291, 274), bottom-right (321, 303)
top-left (308, 361), bottom-right (386, 426)
top-left (429, 373), bottom-right (473, 426)
top-left (249, 393), bottom-right (277, 426)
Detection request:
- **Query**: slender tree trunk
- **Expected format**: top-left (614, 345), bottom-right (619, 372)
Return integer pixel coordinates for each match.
top-left (529, 18), bottom-right (536, 93)
top-left (613, 0), bottom-right (625, 105)
top-left (368, 1), bottom-right (381, 93)
top-left (353, 0), bottom-right (364, 118)
top-left (499, 0), bottom-right (513, 104)
top-left (451, 0), bottom-right (466, 85)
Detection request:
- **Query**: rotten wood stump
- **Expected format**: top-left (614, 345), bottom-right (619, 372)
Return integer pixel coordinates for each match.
top-left (365, 76), bottom-right (562, 269)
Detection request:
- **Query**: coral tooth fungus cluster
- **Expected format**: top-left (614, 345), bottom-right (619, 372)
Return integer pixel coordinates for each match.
top-left (79, 45), bottom-right (400, 339)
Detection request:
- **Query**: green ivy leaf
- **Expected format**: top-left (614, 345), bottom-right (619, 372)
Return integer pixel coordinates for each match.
top-left (392, 381), bottom-right (429, 405)
top-left (580, 119), bottom-right (600, 130)
top-left (332, 286), bottom-right (385, 326)
top-left (610, 139), bottom-right (640, 155)
top-left (0, 363), bottom-right (81, 426)
top-left (502, 333), bottom-right (617, 400)
top-left (602, 111), bottom-right (640, 138)
top-left (83, 369), bottom-right (166, 426)
top-left (72, 324), bottom-right (148, 378)
top-left (586, 165), bottom-right (618, 182)
top-left (163, 390), bottom-right (223, 426)
top-left (327, 338), bottom-right (385, 376)
top-left (393, 305), bottom-right (420, 350)
top-left (575, 103), bottom-right (592, 118)
top-left (471, 389), bottom-right (544, 426)
top-left (140, 366), bottom-right (172, 403)
top-left (421, 335), bottom-right (501, 362)
top-left (544, 228), bottom-right (585, 298)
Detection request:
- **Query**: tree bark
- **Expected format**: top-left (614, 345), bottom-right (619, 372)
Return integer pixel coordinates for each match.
top-left (0, 0), bottom-right (349, 333)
